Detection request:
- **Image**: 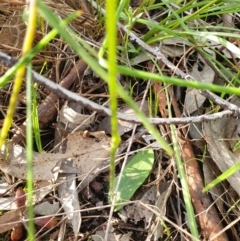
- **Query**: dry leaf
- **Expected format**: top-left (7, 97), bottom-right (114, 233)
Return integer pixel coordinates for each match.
top-left (142, 134), bottom-right (162, 149)
top-left (59, 101), bottom-right (95, 131)
top-left (161, 38), bottom-right (189, 57)
top-left (54, 102), bottom-right (90, 238)
top-left (0, 209), bottom-right (22, 233)
top-left (0, 131), bottom-right (111, 181)
top-left (184, 53), bottom-right (215, 114)
top-left (152, 82), bottom-right (168, 118)
top-left (0, 177), bottom-right (11, 195)
top-left (33, 180), bottom-right (55, 204)
top-left (67, 131), bottom-right (111, 179)
top-left (58, 169), bottom-right (81, 238)
top-left (148, 182), bottom-right (172, 241)
top-left (131, 52), bottom-right (152, 65)
top-left (203, 117), bottom-right (240, 195)
top-left (0, 197), bottom-right (16, 210)
top-left (124, 186), bottom-right (157, 226)
top-left (34, 201), bottom-right (60, 216)
top-left (34, 217), bottom-right (58, 229)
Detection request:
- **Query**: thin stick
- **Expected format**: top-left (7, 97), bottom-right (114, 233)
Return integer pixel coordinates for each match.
top-left (0, 51), bottom-right (239, 125)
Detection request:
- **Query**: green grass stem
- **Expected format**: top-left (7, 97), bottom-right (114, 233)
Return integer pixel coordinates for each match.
top-left (26, 64), bottom-right (35, 241)
top-left (105, 0), bottom-right (121, 198)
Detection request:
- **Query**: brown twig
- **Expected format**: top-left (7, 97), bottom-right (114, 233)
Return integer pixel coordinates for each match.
top-left (169, 91), bottom-right (228, 241)
top-left (11, 59), bottom-right (88, 144)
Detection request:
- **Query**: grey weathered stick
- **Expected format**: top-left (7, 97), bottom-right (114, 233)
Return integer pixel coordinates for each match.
top-left (0, 51), bottom-right (238, 125)
top-left (0, 51), bottom-right (18, 67)
top-left (32, 70), bottom-right (237, 124)
top-left (200, 90), bottom-right (240, 115)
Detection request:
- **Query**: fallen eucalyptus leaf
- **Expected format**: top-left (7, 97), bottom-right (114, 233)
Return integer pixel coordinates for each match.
top-left (0, 197), bottom-right (16, 210)
top-left (203, 118), bottom-right (240, 195)
top-left (0, 131), bottom-right (111, 181)
top-left (0, 209), bottom-right (22, 233)
top-left (58, 163), bottom-right (81, 237)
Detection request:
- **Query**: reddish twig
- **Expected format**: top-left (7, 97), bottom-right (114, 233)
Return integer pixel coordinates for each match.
top-left (11, 59), bottom-right (87, 144)
top-left (170, 91), bottom-right (228, 240)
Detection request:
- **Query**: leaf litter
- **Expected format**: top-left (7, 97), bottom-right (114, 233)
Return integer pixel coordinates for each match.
top-left (0, 103), bottom-right (111, 239)
top-left (0, 130), bottom-right (111, 181)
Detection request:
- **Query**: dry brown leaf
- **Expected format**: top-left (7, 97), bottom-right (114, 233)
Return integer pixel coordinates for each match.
top-left (123, 186), bottom-right (158, 226)
top-left (55, 102), bottom-right (83, 238)
top-left (152, 82), bottom-right (168, 118)
top-left (142, 134), bottom-right (162, 148)
top-left (161, 38), bottom-right (189, 57)
top-left (122, 181), bottom-right (172, 238)
top-left (0, 177), bottom-right (11, 195)
top-left (58, 170), bottom-right (81, 238)
top-left (203, 117), bottom-right (240, 196)
top-left (68, 131), bottom-right (111, 179)
top-left (34, 216), bottom-right (58, 229)
top-left (0, 209), bottom-right (22, 233)
top-left (131, 52), bottom-right (152, 65)
top-left (0, 131), bottom-right (111, 181)
top-left (150, 182), bottom-right (172, 240)
top-left (33, 180), bottom-right (55, 204)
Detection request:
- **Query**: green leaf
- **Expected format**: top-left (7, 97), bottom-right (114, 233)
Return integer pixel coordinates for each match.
top-left (112, 149), bottom-right (154, 211)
